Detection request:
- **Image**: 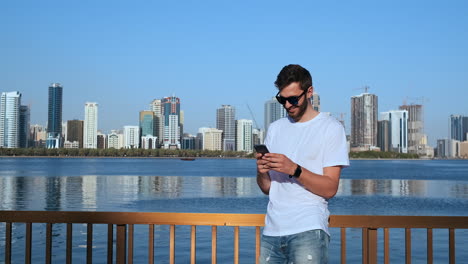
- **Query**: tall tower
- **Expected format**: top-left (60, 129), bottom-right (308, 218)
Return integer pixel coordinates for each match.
top-left (150, 99), bottom-right (164, 146)
top-left (351, 93), bottom-right (378, 148)
top-left (47, 83), bottom-right (63, 148)
top-left (140, 110), bottom-right (155, 138)
top-left (310, 91), bottom-right (320, 112)
top-left (67, 120), bottom-right (84, 148)
top-left (0, 91), bottom-right (21, 148)
top-left (399, 104), bottom-right (424, 153)
top-left (19, 105), bottom-right (30, 148)
top-left (216, 105), bottom-right (236, 151)
top-left (380, 110), bottom-right (408, 153)
top-left (84, 102), bottom-right (98, 149)
top-left (236, 119), bottom-right (253, 152)
top-left (450, 115), bottom-right (468, 142)
top-left (264, 97), bottom-right (286, 132)
top-left (162, 96), bottom-right (181, 149)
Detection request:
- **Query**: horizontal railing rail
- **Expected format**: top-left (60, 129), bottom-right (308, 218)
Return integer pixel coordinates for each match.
top-left (1, 211), bottom-right (467, 264)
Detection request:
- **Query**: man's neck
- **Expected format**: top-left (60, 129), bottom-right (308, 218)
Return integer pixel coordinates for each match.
top-left (297, 107), bottom-right (319, 123)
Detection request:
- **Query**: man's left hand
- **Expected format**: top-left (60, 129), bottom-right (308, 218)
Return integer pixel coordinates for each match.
top-left (263, 153), bottom-right (296, 176)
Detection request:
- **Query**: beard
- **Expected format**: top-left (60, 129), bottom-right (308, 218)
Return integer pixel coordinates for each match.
top-left (286, 98), bottom-right (309, 122)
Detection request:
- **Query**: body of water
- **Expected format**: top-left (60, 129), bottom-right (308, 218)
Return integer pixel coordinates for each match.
top-left (0, 158), bottom-right (467, 263)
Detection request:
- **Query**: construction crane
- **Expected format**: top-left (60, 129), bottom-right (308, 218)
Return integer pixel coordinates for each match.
top-left (354, 86), bottom-right (370, 93)
top-left (246, 103), bottom-right (260, 130)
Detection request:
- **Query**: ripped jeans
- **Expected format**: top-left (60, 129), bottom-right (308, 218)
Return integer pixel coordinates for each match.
top-left (259, 229), bottom-right (329, 264)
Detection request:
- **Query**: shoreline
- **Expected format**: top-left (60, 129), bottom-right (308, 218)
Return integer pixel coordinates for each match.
top-left (0, 156), bottom-right (465, 161)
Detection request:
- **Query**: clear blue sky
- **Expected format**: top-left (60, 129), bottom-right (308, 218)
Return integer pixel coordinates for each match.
top-left (2, 0), bottom-right (467, 146)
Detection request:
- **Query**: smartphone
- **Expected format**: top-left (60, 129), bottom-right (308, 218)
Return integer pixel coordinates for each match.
top-left (254, 144), bottom-right (269, 154)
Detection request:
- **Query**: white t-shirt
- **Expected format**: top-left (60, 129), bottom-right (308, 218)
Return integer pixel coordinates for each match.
top-left (263, 113), bottom-right (349, 236)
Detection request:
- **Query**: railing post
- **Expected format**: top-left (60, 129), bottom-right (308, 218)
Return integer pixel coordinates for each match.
top-left (117, 224), bottom-right (127, 264)
top-left (367, 228), bottom-right (378, 264)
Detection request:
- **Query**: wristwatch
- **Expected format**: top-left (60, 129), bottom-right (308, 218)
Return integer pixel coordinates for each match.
top-left (289, 164), bottom-right (302, 178)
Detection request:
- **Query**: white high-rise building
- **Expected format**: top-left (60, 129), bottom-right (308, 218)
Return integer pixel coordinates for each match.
top-left (380, 110), bottom-right (408, 153)
top-left (0, 91), bottom-right (21, 148)
top-left (216, 105), bottom-right (236, 151)
top-left (236, 119), bottom-right (253, 152)
top-left (107, 130), bottom-right (123, 149)
top-left (124, 126), bottom-right (140, 149)
top-left (150, 99), bottom-right (164, 146)
top-left (264, 97), bottom-right (286, 132)
top-left (83, 102), bottom-right (98, 149)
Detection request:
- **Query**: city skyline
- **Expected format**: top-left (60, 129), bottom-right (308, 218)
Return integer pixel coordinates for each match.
top-left (2, 1), bottom-right (468, 146)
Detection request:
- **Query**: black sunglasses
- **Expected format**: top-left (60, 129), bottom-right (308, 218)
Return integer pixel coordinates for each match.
top-left (275, 90), bottom-right (306, 106)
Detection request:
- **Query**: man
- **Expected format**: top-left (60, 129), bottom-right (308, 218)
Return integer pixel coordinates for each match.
top-left (257, 64), bottom-right (349, 263)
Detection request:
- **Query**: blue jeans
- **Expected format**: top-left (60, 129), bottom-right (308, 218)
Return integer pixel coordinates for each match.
top-left (259, 229), bottom-right (330, 264)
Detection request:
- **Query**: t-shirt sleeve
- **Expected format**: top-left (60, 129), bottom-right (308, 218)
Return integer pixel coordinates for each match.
top-left (323, 121), bottom-right (349, 168)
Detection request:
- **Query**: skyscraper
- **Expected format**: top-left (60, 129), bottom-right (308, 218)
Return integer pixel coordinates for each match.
top-left (236, 119), bottom-right (253, 152)
top-left (310, 91), bottom-right (320, 112)
top-left (162, 96), bottom-right (181, 149)
top-left (216, 105), bottom-right (236, 151)
top-left (67, 120), bottom-right (84, 148)
top-left (149, 99), bottom-right (164, 146)
top-left (139, 111), bottom-right (155, 137)
top-left (351, 93), bottom-right (378, 148)
top-left (47, 83), bottom-right (63, 148)
top-left (19, 105), bottom-right (30, 148)
top-left (84, 102), bottom-right (98, 149)
top-left (380, 110), bottom-right (408, 153)
top-left (123, 126), bottom-right (140, 148)
top-left (399, 104), bottom-right (424, 153)
top-left (0, 91), bottom-right (21, 148)
top-left (377, 120), bottom-right (391, 152)
top-left (264, 97), bottom-right (286, 132)
top-left (450, 115), bottom-right (468, 142)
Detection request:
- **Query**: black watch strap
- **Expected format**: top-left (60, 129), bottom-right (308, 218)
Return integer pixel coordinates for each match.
top-left (289, 164), bottom-right (302, 178)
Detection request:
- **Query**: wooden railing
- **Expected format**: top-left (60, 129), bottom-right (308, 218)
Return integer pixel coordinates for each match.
top-left (0, 211), bottom-right (467, 264)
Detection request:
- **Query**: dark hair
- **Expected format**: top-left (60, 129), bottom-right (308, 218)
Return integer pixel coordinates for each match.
top-left (274, 64), bottom-right (312, 91)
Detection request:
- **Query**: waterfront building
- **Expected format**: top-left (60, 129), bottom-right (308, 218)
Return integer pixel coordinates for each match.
top-left (199, 127), bottom-right (222, 151)
top-left (139, 110), bottom-right (155, 139)
top-left (141, 135), bottom-right (157, 149)
top-left (19, 105), bottom-right (30, 148)
top-left (67, 120), bottom-right (84, 148)
top-left (84, 102), bottom-right (98, 149)
top-left (351, 93), bottom-right (378, 148)
top-left (310, 91), bottom-right (320, 112)
top-left (30, 124), bottom-right (46, 147)
top-left (46, 83), bottom-right (63, 149)
top-left (264, 97), bottom-right (286, 132)
top-left (450, 114), bottom-right (468, 142)
top-left (124, 126), bottom-right (140, 149)
top-left (182, 134), bottom-right (195, 150)
top-left (107, 130), bottom-right (123, 149)
top-left (399, 104), bottom-right (425, 154)
top-left (380, 110), bottom-right (408, 153)
top-left (216, 105), bottom-right (236, 151)
top-left (149, 99), bottom-right (164, 147)
top-left (377, 120), bottom-right (391, 152)
top-left (64, 141), bottom-right (79, 149)
top-left (437, 139), bottom-right (460, 158)
top-left (460, 141), bottom-right (468, 159)
top-left (162, 96), bottom-right (181, 149)
top-left (0, 91), bottom-right (21, 148)
top-left (97, 131), bottom-right (106, 149)
top-left (252, 128), bottom-right (264, 146)
top-left (236, 119), bottom-right (253, 153)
